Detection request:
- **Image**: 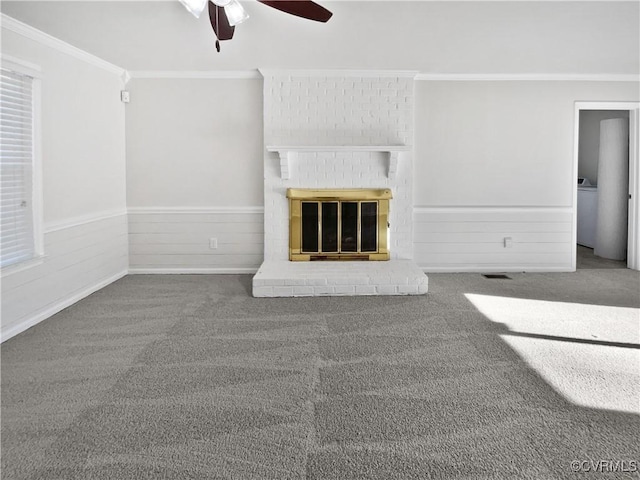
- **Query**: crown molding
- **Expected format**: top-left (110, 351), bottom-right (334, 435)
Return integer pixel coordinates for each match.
top-left (12, 0), bottom-right (637, 2)
top-left (415, 73), bottom-right (640, 82)
top-left (131, 69), bottom-right (418, 80)
top-left (259, 69), bottom-right (419, 78)
top-left (120, 71), bottom-right (640, 82)
top-left (1, 14), bottom-right (126, 78)
top-left (129, 70), bottom-right (262, 79)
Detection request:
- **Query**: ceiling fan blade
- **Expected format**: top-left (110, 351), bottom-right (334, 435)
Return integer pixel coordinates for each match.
top-left (208, 2), bottom-right (235, 41)
top-left (257, 1), bottom-right (333, 22)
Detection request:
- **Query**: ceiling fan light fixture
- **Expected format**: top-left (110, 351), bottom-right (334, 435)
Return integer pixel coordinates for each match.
top-left (179, 0), bottom-right (208, 18)
top-left (199, 0), bottom-right (331, 52)
top-left (224, 0), bottom-right (249, 26)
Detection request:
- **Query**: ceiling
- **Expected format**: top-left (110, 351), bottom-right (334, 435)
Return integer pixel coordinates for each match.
top-left (1, 1), bottom-right (639, 73)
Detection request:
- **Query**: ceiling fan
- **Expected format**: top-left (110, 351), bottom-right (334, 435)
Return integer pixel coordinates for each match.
top-left (179, 0), bottom-right (333, 52)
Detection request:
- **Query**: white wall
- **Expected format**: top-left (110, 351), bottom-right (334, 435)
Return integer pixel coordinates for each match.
top-left (125, 77), bottom-right (640, 273)
top-left (413, 81), bottom-right (640, 271)
top-left (578, 110), bottom-right (630, 185)
top-left (126, 78), bottom-right (264, 207)
top-left (1, 27), bottom-right (128, 340)
top-left (414, 82), bottom-right (639, 206)
top-left (125, 78), bottom-right (264, 272)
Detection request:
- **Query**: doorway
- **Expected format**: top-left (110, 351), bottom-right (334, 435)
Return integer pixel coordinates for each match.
top-left (573, 102), bottom-right (640, 271)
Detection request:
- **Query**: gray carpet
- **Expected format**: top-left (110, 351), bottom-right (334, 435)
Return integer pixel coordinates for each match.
top-left (576, 245), bottom-right (627, 270)
top-left (2, 264), bottom-right (639, 479)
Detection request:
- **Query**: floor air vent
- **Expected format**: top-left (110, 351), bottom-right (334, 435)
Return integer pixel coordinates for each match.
top-left (482, 274), bottom-right (511, 279)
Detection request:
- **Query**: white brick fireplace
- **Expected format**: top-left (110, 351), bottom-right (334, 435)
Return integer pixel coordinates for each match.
top-left (253, 70), bottom-right (428, 297)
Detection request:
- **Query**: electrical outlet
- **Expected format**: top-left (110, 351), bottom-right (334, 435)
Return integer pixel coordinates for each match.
top-left (504, 237), bottom-right (513, 248)
top-left (209, 238), bottom-right (218, 249)
top-left (120, 90), bottom-right (130, 103)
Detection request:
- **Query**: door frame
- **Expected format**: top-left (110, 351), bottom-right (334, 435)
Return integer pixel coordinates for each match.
top-left (573, 101), bottom-right (640, 271)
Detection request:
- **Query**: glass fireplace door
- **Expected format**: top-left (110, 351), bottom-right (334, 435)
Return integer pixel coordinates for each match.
top-left (289, 189), bottom-right (391, 261)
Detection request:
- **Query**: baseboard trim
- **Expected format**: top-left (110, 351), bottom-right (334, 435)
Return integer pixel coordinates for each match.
top-left (420, 265), bottom-right (574, 273)
top-left (128, 267), bottom-right (259, 274)
top-left (0, 269), bottom-right (128, 343)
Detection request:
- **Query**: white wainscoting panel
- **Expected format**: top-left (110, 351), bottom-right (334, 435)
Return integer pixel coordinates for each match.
top-left (414, 207), bottom-right (574, 272)
top-left (128, 208), bottom-right (264, 273)
top-left (1, 213), bottom-right (129, 341)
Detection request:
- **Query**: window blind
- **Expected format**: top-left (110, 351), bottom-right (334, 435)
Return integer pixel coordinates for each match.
top-left (1, 68), bottom-right (35, 268)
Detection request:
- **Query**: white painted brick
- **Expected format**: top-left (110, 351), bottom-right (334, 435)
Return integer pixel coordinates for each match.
top-left (328, 274), bottom-right (362, 285)
top-left (373, 276), bottom-right (392, 285)
top-left (334, 286), bottom-right (356, 295)
top-left (377, 285), bottom-right (398, 295)
top-left (398, 285), bottom-right (419, 295)
top-left (274, 286), bottom-right (294, 296)
top-left (389, 276), bottom-right (410, 285)
top-left (253, 286), bottom-right (274, 297)
top-left (355, 285), bottom-right (377, 295)
top-left (293, 286), bottom-right (314, 295)
top-left (261, 72), bottom-right (415, 288)
top-left (313, 286), bottom-right (335, 295)
top-left (334, 277), bottom-right (370, 286)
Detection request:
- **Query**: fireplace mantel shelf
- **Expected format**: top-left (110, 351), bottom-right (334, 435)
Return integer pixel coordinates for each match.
top-left (266, 145), bottom-right (411, 180)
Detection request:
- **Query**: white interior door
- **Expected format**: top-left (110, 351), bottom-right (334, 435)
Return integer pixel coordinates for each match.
top-left (627, 107), bottom-right (640, 270)
top-left (573, 102), bottom-right (640, 271)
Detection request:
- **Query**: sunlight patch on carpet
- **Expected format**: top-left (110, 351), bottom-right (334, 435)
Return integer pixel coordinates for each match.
top-left (465, 294), bottom-right (640, 414)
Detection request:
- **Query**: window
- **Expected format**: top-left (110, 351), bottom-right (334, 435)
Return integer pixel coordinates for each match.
top-left (1, 58), bottom-right (42, 270)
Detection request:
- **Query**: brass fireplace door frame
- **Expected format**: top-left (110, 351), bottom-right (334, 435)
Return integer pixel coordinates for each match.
top-left (287, 188), bottom-right (392, 261)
